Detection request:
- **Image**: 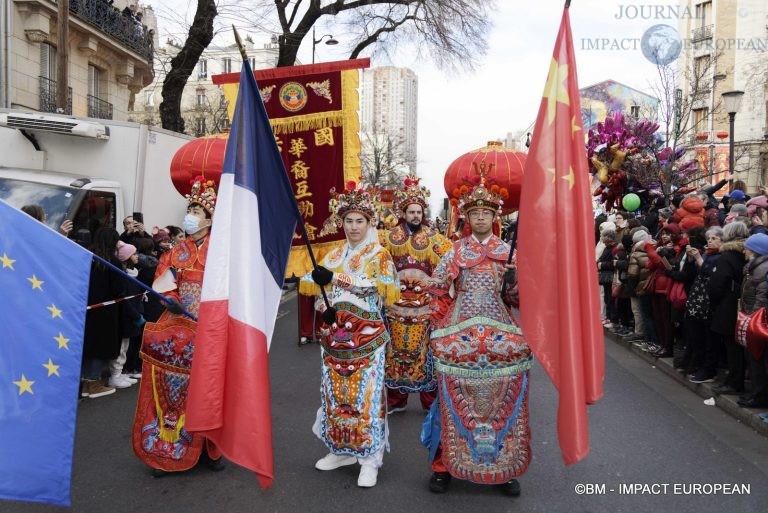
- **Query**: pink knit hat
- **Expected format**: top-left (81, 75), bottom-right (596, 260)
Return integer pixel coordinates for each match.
top-left (116, 241), bottom-right (137, 262)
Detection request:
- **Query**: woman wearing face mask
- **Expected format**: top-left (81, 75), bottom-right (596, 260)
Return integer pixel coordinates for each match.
top-left (131, 178), bottom-right (225, 476)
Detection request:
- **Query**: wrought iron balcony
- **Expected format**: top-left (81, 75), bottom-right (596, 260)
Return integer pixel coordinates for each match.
top-left (69, 0), bottom-right (154, 61)
top-left (87, 94), bottom-right (113, 120)
top-left (691, 24), bottom-right (713, 42)
top-left (39, 76), bottom-right (72, 115)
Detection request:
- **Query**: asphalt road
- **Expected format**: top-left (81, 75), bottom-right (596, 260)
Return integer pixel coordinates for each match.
top-left (5, 291), bottom-right (768, 513)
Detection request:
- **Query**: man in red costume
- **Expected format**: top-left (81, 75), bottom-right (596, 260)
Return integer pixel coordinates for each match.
top-left (132, 177), bottom-right (224, 476)
top-left (424, 170), bottom-right (530, 497)
top-left (380, 176), bottom-right (452, 413)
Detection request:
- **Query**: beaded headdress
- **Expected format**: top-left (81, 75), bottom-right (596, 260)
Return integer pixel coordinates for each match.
top-left (320, 181), bottom-right (379, 236)
top-left (394, 175), bottom-right (430, 219)
top-left (457, 162), bottom-right (504, 217)
top-left (186, 175), bottom-right (217, 215)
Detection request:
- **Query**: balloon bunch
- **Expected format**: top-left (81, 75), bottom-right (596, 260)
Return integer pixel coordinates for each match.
top-left (586, 112), bottom-right (698, 211)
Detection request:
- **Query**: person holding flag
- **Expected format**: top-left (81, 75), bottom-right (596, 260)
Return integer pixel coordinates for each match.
top-left (131, 177), bottom-right (225, 475)
top-left (299, 181), bottom-right (400, 488)
top-left (380, 176), bottom-right (452, 413)
top-left (423, 170), bottom-right (531, 496)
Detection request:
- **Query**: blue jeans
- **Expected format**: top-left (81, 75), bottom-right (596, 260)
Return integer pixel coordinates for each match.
top-left (81, 358), bottom-right (106, 380)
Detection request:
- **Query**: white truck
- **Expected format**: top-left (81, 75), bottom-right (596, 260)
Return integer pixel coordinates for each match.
top-left (0, 110), bottom-right (191, 239)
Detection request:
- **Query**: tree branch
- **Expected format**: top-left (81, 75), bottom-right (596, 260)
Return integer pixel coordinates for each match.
top-left (350, 12), bottom-right (417, 58)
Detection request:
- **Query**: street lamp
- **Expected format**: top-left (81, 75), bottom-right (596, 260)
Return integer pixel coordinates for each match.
top-left (312, 27), bottom-right (338, 64)
top-left (721, 90), bottom-right (744, 186)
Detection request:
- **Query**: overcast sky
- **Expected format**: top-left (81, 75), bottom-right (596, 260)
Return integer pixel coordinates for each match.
top-left (145, 0), bottom-right (678, 213)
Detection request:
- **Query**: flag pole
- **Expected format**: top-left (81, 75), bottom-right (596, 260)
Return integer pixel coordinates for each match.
top-left (232, 25), bottom-right (334, 314)
top-left (90, 252), bottom-right (197, 321)
top-left (565, 0), bottom-right (571, 8)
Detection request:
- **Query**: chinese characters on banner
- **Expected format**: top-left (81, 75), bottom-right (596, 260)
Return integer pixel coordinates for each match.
top-left (213, 59), bottom-right (370, 277)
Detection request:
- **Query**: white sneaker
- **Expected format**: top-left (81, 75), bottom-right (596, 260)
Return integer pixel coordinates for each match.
top-left (126, 372), bottom-right (142, 379)
top-left (108, 375), bottom-right (134, 388)
top-left (315, 453), bottom-right (357, 471)
top-left (357, 465), bottom-right (378, 487)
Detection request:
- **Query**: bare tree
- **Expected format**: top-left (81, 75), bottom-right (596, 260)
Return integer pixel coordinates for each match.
top-left (360, 129), bottom-right (410, 188)
top-left (159, 0), bottom-right (217, 132)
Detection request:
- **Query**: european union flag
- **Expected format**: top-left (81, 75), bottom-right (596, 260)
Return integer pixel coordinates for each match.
top-left (0, 199), bottom-right (92, 506)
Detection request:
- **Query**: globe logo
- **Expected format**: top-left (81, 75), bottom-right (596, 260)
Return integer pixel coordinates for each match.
top-left (641, 24), bottom-right (682, 65)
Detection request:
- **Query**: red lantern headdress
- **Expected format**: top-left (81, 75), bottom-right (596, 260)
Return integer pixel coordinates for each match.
top-left (457, 161), bottom-right (504, 217)
top-left (394, 175), bottom-right (430, 219)
top-left (320, 181), bottom-right (379, 236)
top-left (186, 175), bottom-right (217, 215)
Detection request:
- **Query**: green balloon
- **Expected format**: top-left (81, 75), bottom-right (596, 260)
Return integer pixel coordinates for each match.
top-left (622, 193), bottom-right (641, 211)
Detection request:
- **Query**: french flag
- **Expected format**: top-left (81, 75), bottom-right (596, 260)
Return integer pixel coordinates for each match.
top-left (185, 59), bottom-right (299, 489)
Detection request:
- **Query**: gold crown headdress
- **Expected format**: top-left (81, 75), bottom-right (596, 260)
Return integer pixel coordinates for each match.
top-left (186, 175), bottom-right (217, 215)
top-left (319, 180), bottom-right (379, 236)
top-left (394, 175), bottom-right (430, 219)
top-left (457, 161), bottom-right (504, 216)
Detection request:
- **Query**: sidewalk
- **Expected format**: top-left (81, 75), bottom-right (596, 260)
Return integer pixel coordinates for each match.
top-left (604, 329), bottom-right (768, 438)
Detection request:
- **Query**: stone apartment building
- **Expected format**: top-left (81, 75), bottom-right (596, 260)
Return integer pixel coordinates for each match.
top-left (678, 0), bottom-right (768, 189)
top-left (1, 0), bottom-right (157, 120)
top-left (129, 37), bottom-right (280, 136)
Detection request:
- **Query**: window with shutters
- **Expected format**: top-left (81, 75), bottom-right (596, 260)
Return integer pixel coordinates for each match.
top-left (40, 43), bottom-right (56, 80)
top-left (223, 58), bottom-right (232, 73)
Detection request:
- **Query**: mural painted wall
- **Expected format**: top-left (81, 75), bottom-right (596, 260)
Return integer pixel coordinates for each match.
top-left (580, 80), bottom-right (659, 130)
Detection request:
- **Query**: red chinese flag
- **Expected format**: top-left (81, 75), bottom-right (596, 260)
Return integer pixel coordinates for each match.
top-left (517, 7), bottom-right (604, 465)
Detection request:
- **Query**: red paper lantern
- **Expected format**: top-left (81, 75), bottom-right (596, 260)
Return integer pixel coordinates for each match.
top-left (695, 132), bottom-right (709, 141)
top-left (716, 130), bottom-right (729, 140)
top-left (443, 141), bottom-right (526, 214)
top-left (170, 133), bottom-right (228, 196)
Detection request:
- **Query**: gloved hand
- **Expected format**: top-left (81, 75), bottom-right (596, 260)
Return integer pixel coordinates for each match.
top-left (134, 315), bottom-right (146, 328)
top-left (503, 268), bottom-right (517, 286)
top-left (322, 306), bottom-right (338, 325)
top-left (163, 297), bottom-right (185, 315)
top-left (312, 266), bottom-right (334, 286)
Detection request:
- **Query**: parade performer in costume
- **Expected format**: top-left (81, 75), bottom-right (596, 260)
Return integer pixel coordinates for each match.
top-left (423, 173), bottom-right (532, 496)
top-left (299, 181), bottom-right (400, 488)
top-left (380, 176), bottom-right (452, 413)
top-left (132, 177), bottom-right (224, 475)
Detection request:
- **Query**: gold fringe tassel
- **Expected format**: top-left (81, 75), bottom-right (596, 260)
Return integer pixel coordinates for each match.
top-left (341, 69), bottom-right (361, 183)
top-left (298, 279), bottom-right (322, 297)
top-left (386, 242), bottom-right (442, 266)
top-left (270, 111), bottom-right (345, 135)
top-left (378, 280), bottom-right (401, 308)
top-left (285, 240), bottom-right (344, 280)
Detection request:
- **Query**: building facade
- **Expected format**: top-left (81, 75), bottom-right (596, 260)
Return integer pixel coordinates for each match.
top-left (677, 0), bottom-right (768, 190)
top-left (1, 0), bottom-right (157, 120)
top-left (128, 38), bottom-right (279, 136)
top-left (360, 66), bottom-right (418, 179)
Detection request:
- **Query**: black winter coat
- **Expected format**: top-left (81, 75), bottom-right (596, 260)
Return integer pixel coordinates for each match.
top-left (83, 259), bottom-right (126, 360)
top-left (708, 240), bottom-right (745, 335)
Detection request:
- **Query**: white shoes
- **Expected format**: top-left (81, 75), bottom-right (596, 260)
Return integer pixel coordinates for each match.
top-left (357, 465), bottom-right (378, 488)
top-left (108, 374), bottom-right (135, 388)
top-left (315, 453), bottom-right (357, 471)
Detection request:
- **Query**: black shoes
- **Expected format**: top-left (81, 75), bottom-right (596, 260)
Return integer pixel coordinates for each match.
top-left (429, 472), bottom-right (451, 493)
top-left (712, 384), bottom-right (743, 395)
top-left (737, 397), bottom-right (768, 408)
top-left (200, 451), bottom-right (226, 471)
top-left (500, 479), bottom-right (522, 497)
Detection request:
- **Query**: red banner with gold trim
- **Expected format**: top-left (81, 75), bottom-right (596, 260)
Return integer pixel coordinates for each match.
top-left (713, 146), bottom-right (730, 195)
top-left (213, 59), bottom-right (369, 277)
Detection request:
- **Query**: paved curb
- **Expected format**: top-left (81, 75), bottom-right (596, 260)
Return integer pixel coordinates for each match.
top-left (604, 329), bottom-right (768, 438)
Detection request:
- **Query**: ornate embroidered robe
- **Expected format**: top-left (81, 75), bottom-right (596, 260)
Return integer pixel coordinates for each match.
top-left (300, 239), bottom-right (399, 457)
top-left (426, 234), bottom-right (532, 484)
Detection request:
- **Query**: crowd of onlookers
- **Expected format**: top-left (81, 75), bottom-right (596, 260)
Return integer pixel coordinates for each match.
top-left (22, 204), bottom-right (184, 399)
top-left (596, 180), bottom-right (768, 409)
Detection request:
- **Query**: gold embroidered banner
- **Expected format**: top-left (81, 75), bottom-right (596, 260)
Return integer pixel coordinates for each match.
top-left (213, 59), bottom-right (370, 277)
